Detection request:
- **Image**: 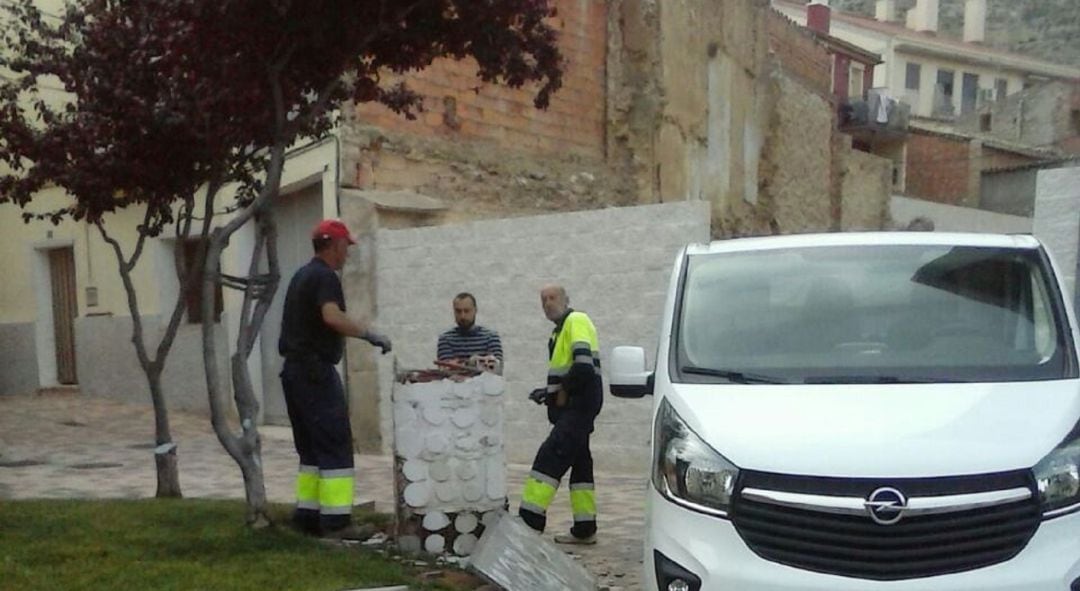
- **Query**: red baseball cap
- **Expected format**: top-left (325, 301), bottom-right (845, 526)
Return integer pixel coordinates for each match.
top-left (312, 219), bottom-right (357, 245)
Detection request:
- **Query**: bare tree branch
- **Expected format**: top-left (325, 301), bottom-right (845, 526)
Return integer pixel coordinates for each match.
top-left (96, 220), bottom-right (154, 372)
top-left (126, 203), bottom-right (155, 271)
top-left (235, 213), bottom-right (266, 351)
top-left (236, 212), bottom-right (278, 357)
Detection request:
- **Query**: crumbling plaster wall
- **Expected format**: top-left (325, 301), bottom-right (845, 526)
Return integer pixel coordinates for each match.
top-left (653, 0), bottom-right (773, 233)
top-left (612, 0), bottom-right (847, 238)
top-left (757, 71), bottom-right (836, 235)
top-left (341, 125), bottom-right (638, 227)
top-left (606, 0), bottom-right (664, 202)
top-left (840, 146), bottom-right (893, 230)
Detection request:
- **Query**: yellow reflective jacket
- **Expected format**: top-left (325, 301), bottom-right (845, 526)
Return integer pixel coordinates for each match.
top-left (546, 310), bottom-right (602, 403)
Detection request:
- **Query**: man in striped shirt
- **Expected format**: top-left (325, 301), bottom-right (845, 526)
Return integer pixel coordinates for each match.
top-left (436, 293), bottom-right (503, 370)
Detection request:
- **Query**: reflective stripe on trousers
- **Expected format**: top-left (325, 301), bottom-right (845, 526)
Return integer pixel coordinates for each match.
top-left (296, 464), bottom-right (320, 511)
top-left (294, 465), bottom-right (355, 515)
top-left (318, 468), bottom-right (355, 516)
top-left (570, 482), bottom-right (597, 524)
top-left (521, 470), bottom-right (560, 517)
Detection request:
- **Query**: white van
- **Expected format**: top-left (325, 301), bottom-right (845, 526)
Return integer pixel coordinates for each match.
top-left (609, 232), bottom-right (1080, 591)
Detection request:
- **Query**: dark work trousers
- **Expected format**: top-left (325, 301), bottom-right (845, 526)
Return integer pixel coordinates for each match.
top-left (520, 406), bottom-right (599, 537)
top-left (280, 358), bottom-right (355, 533)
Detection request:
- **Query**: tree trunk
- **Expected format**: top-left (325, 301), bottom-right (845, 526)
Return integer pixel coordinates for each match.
top-left (201, 229), bottom-right (272, 527)
top-left (97, 220), bottom-right (185, 499)
top-left (149, 370), bottom-right (182, 497)
top-left (201, 142), bottom-right (286, 528)
top-left (232, 351), bottom-right (270, 526)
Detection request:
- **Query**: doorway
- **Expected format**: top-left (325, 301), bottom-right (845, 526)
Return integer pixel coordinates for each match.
top-left (259, 183), bottom-right (324, 423)
top-left (48, 247), bottom-right (78, 385)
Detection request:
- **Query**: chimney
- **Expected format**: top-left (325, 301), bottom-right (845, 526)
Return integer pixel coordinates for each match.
top-left (963, 0), bottom-right (987, 43)
top-left (807, 0), bottom-right (831, 34)
top-left (875, 0), bottom-right (897, 22)
top-left (906, 0), bottom-right (939, 33)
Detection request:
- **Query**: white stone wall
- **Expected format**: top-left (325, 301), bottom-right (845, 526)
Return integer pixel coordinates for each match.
top-left (890, 196), bottom-right (1033, 234)
top-left (1034, 167), bottom-right (1080, 309)
top-left (375, 201), bottom-right (711, 472)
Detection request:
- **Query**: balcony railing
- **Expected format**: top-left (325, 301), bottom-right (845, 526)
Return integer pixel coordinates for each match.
top-left (839, 91), bottom-right (911, 138)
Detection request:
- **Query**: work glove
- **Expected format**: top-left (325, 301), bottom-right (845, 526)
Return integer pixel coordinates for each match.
top-left (362, 331), bottom-right (393, 354)
top-left (528, 387), bottom-right (548, 406)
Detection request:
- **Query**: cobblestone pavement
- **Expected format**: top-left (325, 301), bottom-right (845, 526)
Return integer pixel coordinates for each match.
top-left (0, 392), bottom-right (646, 589)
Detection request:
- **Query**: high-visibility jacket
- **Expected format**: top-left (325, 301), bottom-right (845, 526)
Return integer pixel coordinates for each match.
top-left (546, 309), bottom-right (602, 410)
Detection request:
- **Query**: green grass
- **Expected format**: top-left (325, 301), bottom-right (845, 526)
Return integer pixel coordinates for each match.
top-left (0, 499), bottom-right (445, 591)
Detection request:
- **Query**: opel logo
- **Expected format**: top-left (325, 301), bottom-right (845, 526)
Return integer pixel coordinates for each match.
top-left (865, 487), bottom-right (907, 525)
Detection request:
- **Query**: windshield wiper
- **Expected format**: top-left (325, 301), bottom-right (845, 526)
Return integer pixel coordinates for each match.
top-left (680, 366), bottom-right (790, 384)
top-left (803, 375), bottom-right (964, 384)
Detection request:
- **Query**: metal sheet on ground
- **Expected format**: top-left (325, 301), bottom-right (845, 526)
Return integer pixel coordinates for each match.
top-left (470, 512), bottom-right (597, 591)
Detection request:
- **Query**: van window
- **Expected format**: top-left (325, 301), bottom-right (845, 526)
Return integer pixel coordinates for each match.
top-left (675, 245), bottom-right (1074, 383)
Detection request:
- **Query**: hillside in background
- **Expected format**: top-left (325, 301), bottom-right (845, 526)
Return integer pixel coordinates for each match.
top-left (830, 0), bottom-right (1080, 66)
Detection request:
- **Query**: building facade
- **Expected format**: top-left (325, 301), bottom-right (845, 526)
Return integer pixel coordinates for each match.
top-left (772, 0), bottom-right (1080, 120)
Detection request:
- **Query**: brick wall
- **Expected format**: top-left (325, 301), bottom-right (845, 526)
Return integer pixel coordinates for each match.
top-left (354, 0), bottom-right (607, 159)
top-left (905, 128), bottom-right (1044, 208)
top-left (834, 54), bottom-right (851, 102)
top-left (905, 130), bottom-right (971, 205)
top-left (369, 201), bottom-right (711, 472)
top-left (983, 147), bottom-right (1038, 171)
top-left (766, 9), bottom-right (832, 99)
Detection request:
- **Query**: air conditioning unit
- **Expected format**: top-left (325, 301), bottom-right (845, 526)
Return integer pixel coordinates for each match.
top-left (977, 88), bottom-right (995, 107)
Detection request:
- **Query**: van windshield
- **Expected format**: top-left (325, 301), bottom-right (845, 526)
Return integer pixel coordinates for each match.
top-left (675, 245), bottom-right (1075, 384)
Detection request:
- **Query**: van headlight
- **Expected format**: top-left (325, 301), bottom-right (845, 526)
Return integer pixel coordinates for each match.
top-left (652, 397), bottom-right (740, 517)
top-left (1033, 424), bottom-right (1080, 517)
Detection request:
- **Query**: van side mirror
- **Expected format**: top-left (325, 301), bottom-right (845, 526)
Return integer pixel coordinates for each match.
top-left (609, 346), bottom-right (654, 398)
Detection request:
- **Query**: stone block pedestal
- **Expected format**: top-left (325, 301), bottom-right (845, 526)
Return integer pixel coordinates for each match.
top-left (391, 371), bottom-right (507, 556)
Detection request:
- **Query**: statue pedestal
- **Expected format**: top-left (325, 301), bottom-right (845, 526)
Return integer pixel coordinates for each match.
top-left (391, 371), bottom-right (506, 556)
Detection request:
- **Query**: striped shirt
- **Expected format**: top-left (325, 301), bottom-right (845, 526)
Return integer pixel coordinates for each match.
top-left (437, 325), bottom-right (503, 361)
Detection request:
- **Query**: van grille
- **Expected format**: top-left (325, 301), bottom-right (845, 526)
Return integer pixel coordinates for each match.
top-left (730, 470), bottom-right (1041, 581)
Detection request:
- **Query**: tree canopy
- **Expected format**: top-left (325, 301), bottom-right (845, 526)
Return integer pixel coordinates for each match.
top-left (0, 0), bottom-right (563, 230)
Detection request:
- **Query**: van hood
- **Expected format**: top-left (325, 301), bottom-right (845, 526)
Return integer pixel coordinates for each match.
top-left (665, 381), bottom-right (1080, 478)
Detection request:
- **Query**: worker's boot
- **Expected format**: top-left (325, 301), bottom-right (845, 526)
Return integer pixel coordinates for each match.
top-left (554, 531), bottom-right (597, 545)
top-left (320, 522), bottom-right (376, 542)
top-left (290, 514), bottom-right (320, 537)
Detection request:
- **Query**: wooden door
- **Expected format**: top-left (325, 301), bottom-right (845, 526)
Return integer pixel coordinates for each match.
top-left (49, 248), bottom-right (78, 385)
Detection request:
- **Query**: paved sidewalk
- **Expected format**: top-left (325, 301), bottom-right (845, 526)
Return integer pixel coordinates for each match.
top-left (0, 392), bottom-right (646, 589)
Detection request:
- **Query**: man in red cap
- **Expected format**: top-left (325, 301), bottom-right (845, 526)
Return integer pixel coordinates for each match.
top-left (278, 218), bottom-right (392, 540)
